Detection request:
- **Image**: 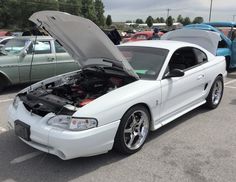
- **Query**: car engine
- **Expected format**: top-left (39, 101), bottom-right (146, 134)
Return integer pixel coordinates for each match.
top-left (19, 68), bottom-right (136, 117)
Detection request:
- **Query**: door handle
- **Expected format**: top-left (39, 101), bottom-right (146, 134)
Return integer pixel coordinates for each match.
top-left (47, 57), bottom-right (54, 62)
top-left (197, 74), bottom-right (204, 80)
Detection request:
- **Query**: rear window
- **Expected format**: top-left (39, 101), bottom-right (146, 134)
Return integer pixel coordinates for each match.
top-left (119, 46), bottom-right (169, 80)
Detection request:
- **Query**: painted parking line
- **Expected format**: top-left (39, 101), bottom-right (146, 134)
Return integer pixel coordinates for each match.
top-left (10, 151), bottom-right (43, 164)
top-left (0, 98), bottom-right (13, 103)
top-left (225, 85), bottom-right (236, 89)
top-left (224, 79), bottom-right (236, 86)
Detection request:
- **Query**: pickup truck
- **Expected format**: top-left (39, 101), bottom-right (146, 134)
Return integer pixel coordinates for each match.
top-left (185, 22), bottom-right (236, 70)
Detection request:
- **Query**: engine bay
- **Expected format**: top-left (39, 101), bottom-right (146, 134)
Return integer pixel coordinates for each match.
top-left (19, 67), bottom-right (136, 117)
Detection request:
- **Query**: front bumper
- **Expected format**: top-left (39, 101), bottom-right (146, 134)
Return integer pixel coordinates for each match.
top-left (8, 102), bottom-right (120, 160)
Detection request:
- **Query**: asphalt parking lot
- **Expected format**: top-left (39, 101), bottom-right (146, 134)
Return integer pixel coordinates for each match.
top-left (0, 73), bottom-right (236, 182)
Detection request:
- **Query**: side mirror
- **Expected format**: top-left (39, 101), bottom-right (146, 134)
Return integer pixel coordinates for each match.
top-left (164, 69), bottom-right (185, 78)
top-left (20, 50), bottom-right (27, 58)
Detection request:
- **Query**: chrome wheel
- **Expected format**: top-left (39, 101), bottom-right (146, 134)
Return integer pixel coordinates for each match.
top-left (211, 79), bottom-right (223, 105)
top-left (123, 110), bottom-right (149, 150)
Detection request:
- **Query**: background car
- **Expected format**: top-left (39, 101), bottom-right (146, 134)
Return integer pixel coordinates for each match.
top-left (0, 36), bottom-right (13, 50)
top-left (8, 11), bottom-right (226, 160)
top-left (0, 36), bottom-right (80, 91)
top-left (122, 31), bottom-right (163, 43)
top-left (185, 22), bottom-right (236, 70)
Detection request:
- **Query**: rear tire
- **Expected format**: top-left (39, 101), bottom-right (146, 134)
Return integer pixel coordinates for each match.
top-left (114, 105), bottom-right (150, 154)
top-left (205, 76), bottom-right (224, 109)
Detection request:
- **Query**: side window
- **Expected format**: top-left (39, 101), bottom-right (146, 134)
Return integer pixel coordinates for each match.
top-left (28, 41), bottom-right (51, 54)
top-left (168, 47), bottom-right (198, 71)
top-left (55, 41), bottom-right (66, 53)
top-left (193, 48), bottom-right (207, 64)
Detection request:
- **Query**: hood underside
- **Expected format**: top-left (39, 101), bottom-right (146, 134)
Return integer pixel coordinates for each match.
top-left (161, 29), bottom-right (221, 55)
top-left (29, 11), bottom-right (138, 79)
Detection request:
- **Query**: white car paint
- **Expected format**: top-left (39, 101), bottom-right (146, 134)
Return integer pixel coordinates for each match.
top-left (7, 11), bottom-right (227, 160)
top-left (29, 11), bottom-right (138, 79)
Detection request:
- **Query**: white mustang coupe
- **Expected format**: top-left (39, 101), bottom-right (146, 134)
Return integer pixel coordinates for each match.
top-left (8, 11), bottom-right (227, 160)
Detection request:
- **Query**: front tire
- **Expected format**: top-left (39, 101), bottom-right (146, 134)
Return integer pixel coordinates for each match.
top-left (205, 76), bottom-right (224, 109)
top-left (114, 105), bottom-right (150, 154)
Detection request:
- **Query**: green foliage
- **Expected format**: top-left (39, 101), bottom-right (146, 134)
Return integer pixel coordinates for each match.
top-left (156, 17), bottom-right (160, 23)
top-left (159, 17), bottom-right (165, 23)
top-left (183, 17), bottom-right (191, 25)
top-left (0, 0), bottom-right (105, 29)
top-left (126, 20), bottom-right (132, 23)
top-left (106, 15), bottom-right (112, 27)
top-left (177, 15), bottom-right (184, 23)
top-left (94, 0), bottom-right (105, 26)
top-left (145, 16), bottom-right (153, 28)
top-left (192, 17), bottom-right (204, 24)
top-left (166, 16), bottom-right (173, 27)
top-left (135, 19), bottom-right (143, 24)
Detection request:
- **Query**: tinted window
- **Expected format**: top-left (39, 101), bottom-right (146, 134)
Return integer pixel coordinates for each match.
top-left (169, 47), bottom-right (199, 71)
top-left (193, 48), bottom-right (207, 64)
top-left (119, 46), bottom-right (169, 80)
top-left (55, 41), bottom-right (66, 53)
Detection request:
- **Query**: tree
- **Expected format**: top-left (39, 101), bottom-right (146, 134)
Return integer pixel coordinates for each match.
top-left (183, 17), bottom-right (191, 25)
top-left (192, 16), bottom-right (204, 24)
top-left (166, 16), bottom-right (173, 27)
top-left (159, 17), bottom-right (165, 23)
top-left (156, 17), bottom-right (160, 23)
top-left (126, 20), bottom-right (132, 23)
top-left (94, 0), bottom-right (105, 26)
top-left (59, 0), bottom-right (81, 16)
top-left (81, 0), bottom-right (96, 22)
top-left (106, 15), bottom-right (112, 27)
top-left (177, 15), bottom-right (184, 23)
top-left (135, 19), bottom-right (143, 24)
top-left (146, 16), bottom-right (154, 28)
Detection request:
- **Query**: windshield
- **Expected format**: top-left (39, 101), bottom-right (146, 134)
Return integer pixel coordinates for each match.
top-left (3, 39), bottom-right (30, 55)
top-left (119, 46), bottom-right (169, 80)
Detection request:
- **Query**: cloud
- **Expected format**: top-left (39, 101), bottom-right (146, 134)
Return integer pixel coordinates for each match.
top-left (103, 0), bottom-right (236, 22)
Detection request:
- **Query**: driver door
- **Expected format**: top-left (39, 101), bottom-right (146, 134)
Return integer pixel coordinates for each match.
top-left (159, 47), bottom-right (207, 125)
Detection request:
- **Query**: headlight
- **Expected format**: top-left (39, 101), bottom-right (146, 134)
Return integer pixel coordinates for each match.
top-left (47, 115), bottom-right (97, 131)
top-left (13, 96), bottom-right (20, 109)
top-left (47, 115), bottom-right (71, 129)
top-left (69, 118), bottom-right (98, 131)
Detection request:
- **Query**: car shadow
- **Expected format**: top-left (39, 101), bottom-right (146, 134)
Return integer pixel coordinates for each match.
top-left (0, 84), bottom-right (31, 96)
top-left (227, 72), bottom-right (236, 79)
top-left (0, 106), bottom-right (209, 182)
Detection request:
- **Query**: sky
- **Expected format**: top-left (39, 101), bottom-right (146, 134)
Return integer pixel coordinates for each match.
top-left (103, 0), bottom-right (236, 22)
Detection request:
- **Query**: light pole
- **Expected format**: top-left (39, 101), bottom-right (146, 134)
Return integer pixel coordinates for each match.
top-left (233, 15), bottom-right (236, 22)
top-left (209, 0), bottom-right (213, 22)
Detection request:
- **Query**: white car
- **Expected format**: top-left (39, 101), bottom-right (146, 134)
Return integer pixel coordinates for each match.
top-left (8, 11), bottom-right (227, 160)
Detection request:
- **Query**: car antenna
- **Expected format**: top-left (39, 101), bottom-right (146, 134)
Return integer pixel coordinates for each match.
top-left (29, 21), bottom-right (42, 91)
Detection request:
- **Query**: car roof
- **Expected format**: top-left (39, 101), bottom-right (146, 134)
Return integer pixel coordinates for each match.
top-left (205, 22), bottom-right (236, 27)
top-left (119, 40), bottom-right (202, 51)
top-left (12, 36), bottom-right (53, 41)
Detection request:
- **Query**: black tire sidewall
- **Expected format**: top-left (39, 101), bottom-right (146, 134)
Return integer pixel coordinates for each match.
top-left (206, 76), bottom-right (224, 109)
top-left (114, 105), bottom-right (150, 154)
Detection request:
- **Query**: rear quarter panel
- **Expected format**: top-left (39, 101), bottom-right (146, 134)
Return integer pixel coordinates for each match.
top-left (203, 56), bottom-right (227, 96)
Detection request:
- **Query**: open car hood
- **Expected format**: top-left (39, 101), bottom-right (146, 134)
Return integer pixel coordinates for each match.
top-left (161, 29), bottom-right (221, 55)
top-left (29, 11), bottom-right (138, 79)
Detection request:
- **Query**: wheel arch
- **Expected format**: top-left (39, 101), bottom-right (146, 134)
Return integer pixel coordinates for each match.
top-left (123, 102), bottom-right (154, 129)
top-left (0, 71), bottom-right (12, 86)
